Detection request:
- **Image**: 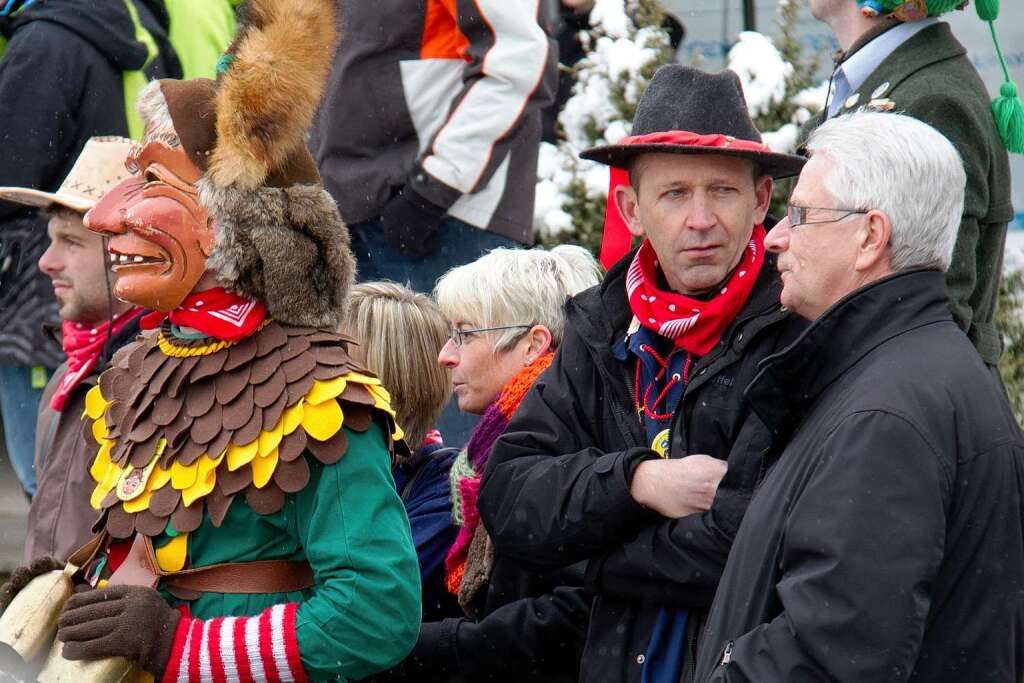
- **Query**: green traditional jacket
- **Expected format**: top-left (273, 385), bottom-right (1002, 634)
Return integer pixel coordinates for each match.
top-left (156, 425), bottom-right (421, 681)
top-left (84, 321), bottom-right (421, 681)
top-left (802, 22), bottom-right (1014, 366)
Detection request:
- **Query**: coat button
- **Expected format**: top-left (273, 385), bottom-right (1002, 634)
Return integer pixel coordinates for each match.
top-left (636, 654), bottom-right (646, 664)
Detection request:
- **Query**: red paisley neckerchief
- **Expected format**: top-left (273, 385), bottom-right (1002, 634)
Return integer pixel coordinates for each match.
top-left (140, 287), bottom-right (267, 342)
top-left (52, 307), bottom-right (145, 412)
top-left (626, 224), bottom-right (766, 356)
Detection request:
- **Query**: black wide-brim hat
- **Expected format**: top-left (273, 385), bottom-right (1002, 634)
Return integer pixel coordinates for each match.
top-left (581, 65), bottom-right (807, 179)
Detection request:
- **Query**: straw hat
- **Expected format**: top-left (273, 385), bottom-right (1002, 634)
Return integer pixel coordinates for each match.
top-left (0, 136), bottom-right (133, 213)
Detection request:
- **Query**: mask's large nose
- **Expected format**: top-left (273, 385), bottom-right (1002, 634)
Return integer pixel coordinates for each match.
top-left (83, 177), bottom-right (141, 236)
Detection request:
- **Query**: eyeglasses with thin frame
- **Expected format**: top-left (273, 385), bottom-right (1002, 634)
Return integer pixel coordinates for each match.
top-left (448, 324), bottom-right (531, 348)
top-left (786, 204), bottom-right (868, 229)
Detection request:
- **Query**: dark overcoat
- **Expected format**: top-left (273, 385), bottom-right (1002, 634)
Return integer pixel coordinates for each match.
top-left (696, 270), bottom-right (1024, 682)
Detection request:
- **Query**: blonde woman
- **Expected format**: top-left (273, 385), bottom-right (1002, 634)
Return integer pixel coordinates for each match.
top-left (345, 282), bottom-right (461, 622)
top-left (385, 244), bottom-right (603, 681)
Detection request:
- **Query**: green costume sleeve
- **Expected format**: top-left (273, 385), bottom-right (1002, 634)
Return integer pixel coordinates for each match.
top-left (292, 424), bottom-right (422, 681)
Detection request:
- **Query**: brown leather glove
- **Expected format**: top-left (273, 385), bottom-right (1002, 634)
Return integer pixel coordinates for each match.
top-left (57, 584), bottom-right (180, 676)
top-left (0, 556), bottom-right (63, 612)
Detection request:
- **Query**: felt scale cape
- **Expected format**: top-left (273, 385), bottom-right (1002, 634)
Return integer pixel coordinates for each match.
top-left (83, 318), bottom-right (405, 540)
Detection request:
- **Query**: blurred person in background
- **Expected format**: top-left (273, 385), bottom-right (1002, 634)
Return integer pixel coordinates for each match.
top-left (0, 137), bottom-right (148, 564)
top-left (0, 0), bottom-right (178, 497)
top-left (311, 0), bottom-right (559, 447)
top-left (345, 281), bottom-right (461, 623)
top-left (542, 0), bottom-right (685, 142)
top-left (379, 245), bottom-right (602, 681)
top-left (158, 0), bottom-right (239, 79)
top-left (310, 0), bottom-right (557, 291)
top-left (804, 0), bottom-right (1016, 374)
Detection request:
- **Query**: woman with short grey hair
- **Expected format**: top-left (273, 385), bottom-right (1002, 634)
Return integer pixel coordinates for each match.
top-left (435, 244), bottom-right (602, 413)
top-left (384, 244), bottom-right (601, 680)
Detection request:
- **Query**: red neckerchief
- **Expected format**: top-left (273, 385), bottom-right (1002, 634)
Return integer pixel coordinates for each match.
top-left (599, 130), bottom-right (774, 269)
top-left (422, 428), bottom-right (444, 448)
top-left (52, 307), bottom-right (145, 412)
top-left (625, 224), bottom-right (766, 356)
top-left (140, 287), bottom-right (267, 342)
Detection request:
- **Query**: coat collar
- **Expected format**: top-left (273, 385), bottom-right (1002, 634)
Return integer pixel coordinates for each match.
top-left (837, 18), bottom-right (938, 98)
top-left (852, 22), bottom-right (964, 103)
top-left (809, 22), bottom-right (966, 128)
top-left (745, 269), bottom-right (953, 440)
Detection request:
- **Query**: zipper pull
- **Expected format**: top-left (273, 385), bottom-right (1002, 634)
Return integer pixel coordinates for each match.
top-left (719, 640), bottom-right (734, 666)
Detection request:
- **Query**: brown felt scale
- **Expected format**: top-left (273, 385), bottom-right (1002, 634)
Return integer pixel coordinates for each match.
top-left (84, 319), bottom-right (407, 540)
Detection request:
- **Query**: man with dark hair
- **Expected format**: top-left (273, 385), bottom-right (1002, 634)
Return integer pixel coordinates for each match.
top-left (0, 0), bottom-right (178, 497)
top-left (480, 65), bottom-right (807, 682)
top-left (0, 138), bottom-right (148, 564)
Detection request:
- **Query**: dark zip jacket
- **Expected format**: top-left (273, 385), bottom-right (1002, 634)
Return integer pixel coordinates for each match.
top-left (392, 443), bottom-right (461, 623)
top-left (480, 249), bottom-right (804, 683)
top-left (383, 454), bottom-right (589, 681)
top-left (0, 0), bottom-right (178, 366)
top-left (309, 0), bottom-right (557, 244)
top-left (696, 269), bottom-right (1024, 682)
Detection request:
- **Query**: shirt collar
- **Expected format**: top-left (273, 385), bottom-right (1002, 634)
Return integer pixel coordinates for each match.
top-left (838, 18), bottom-right (940, 95)
top-left (613, 315), bottom-right (659, 362)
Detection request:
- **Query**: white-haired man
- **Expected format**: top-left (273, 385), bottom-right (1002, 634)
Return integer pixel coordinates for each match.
top-left (696, 110), bottom-right (1024, 682)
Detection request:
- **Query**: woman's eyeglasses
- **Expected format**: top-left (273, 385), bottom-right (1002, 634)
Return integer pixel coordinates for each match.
top-left (448, 324), bottom-right (531, 347)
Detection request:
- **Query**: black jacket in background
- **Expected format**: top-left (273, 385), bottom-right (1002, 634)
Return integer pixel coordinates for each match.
top-left (382, 454), bottom-right (589, 681)
top-left (697, 269), bottom-right (1024, 682)
top-left (392, 562), bottom-right (588, 682)
top-left (0, 0), bottom-right (179, 366)
top-left (480, 250), bottom-right (804, 683)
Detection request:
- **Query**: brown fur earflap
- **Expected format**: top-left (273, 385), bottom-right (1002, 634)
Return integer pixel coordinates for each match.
top-left (209, 0), bottom-right (338, 189)
top-left (201, 180), bottom-right (355, 328)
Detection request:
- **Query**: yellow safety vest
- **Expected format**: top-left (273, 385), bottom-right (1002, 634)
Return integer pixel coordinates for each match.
top-left (121, 0), bottom-right (158, 140)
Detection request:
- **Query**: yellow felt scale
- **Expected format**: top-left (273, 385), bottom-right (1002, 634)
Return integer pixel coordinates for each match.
top-left (154, 534), bottom-right (188, 572)
top-left (84, 371), bottom-right (404, 517)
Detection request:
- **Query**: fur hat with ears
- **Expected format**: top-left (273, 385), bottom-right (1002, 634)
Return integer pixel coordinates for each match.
top-left (135, 0), bottom-right (354, 329)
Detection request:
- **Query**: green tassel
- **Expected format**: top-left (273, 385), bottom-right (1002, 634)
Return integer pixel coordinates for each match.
top-left (983, 18), bottom-right (1024, 153)
top-left (992, 81), bottom-right (1024, 154)
top-left (974, 0), bottom-right (999, 21)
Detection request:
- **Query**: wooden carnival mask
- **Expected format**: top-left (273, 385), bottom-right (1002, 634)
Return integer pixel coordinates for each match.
top-left (84, 128), bottom-right (214, 311)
